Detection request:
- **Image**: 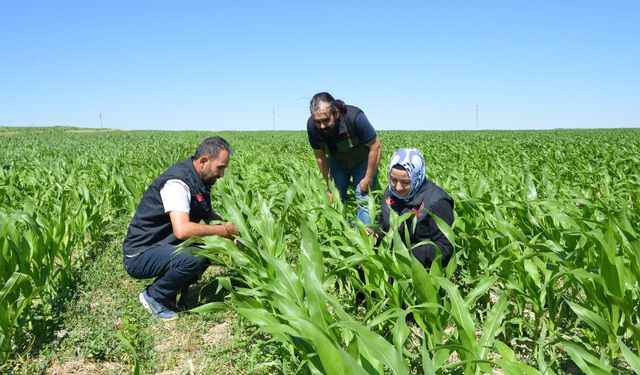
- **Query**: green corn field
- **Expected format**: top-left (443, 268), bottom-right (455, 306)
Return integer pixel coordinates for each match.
top-left (1, 126), bottom-right (639, 374)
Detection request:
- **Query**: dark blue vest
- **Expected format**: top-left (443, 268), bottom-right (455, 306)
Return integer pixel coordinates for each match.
top-left (123, 158), bottom-right (215, 256)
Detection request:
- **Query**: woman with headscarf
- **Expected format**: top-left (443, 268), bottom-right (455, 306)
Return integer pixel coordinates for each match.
top-left (376, 148), bottom-right (455, 268)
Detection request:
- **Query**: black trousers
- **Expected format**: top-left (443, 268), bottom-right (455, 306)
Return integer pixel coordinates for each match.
top-left (124, 244), bottom-right (209, 304)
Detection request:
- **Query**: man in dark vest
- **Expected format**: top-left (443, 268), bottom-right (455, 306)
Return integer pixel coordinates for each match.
top-left (306, 92), bottom-right (382, 224)
top-left (123, 136), bottom-right (239, 321)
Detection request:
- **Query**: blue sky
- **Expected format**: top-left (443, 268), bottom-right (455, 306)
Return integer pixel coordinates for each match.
top-left (1, 1), bottom-right (638, 131)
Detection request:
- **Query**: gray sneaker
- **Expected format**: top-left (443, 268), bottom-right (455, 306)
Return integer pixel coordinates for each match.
top-left (139, 288), bottom-right (178, 321)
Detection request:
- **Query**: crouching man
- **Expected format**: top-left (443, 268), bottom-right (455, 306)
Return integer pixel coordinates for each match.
top-left (123, 136), bottom-right (239, 320)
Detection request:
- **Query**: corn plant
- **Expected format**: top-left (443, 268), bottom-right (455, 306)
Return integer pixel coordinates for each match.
top-left (1, 127), bottom-right (639, 373)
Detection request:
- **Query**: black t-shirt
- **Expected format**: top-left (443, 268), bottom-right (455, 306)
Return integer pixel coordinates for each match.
top-left (307, 111), bottom-right (377, 150)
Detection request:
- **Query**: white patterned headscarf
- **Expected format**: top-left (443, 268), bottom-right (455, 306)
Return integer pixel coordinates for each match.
top-left (388, 148), bottom-right (426, 201)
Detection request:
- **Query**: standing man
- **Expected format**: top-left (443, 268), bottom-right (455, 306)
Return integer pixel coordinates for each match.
top-left (306, 92), bottom-right (382, 224)
top-left (123, 136), bottom-right (239, 321)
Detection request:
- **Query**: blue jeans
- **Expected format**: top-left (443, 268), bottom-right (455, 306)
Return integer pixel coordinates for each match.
top-left (123, 244), bottom-right (209, 304)
top-left (328, 158), bottom-right (378, 225)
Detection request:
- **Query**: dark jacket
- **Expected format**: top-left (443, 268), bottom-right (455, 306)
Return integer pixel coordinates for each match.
top-left (123, 158), bottom-right (220, 256)
top-left (377, 179), bottom-right (454, 268)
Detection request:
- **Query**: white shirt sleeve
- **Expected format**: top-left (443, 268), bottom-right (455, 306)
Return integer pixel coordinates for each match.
top-left (160, 179), bottom-right (191, 213)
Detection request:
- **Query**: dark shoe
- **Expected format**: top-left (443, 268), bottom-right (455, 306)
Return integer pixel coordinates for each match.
top-left (139, 288), bottom-right (178, 321)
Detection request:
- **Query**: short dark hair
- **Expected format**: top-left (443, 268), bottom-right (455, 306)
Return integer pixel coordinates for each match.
top-left (194, 136), bottom-right (232, 158)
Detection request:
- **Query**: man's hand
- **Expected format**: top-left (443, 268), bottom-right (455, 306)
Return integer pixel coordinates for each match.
top-left (358, 177), bottom-right (371, 194)
top-left (326, 189), bottom-right (334, 202)
top-left (222, 222), bottom-right (239, 237)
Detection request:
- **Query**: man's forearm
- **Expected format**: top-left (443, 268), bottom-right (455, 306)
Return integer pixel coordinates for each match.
top-left (315, 154), bottom-right (331, 186)
top-left (317, 160), bottom-right (330, 181)
top-left (364, 139), bottom-right (381, 181)
top-left (174, 221), bottom-right (234, 240)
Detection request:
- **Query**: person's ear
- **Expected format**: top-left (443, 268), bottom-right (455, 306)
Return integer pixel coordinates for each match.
top-left (197, 155), bottom-right (209, 169)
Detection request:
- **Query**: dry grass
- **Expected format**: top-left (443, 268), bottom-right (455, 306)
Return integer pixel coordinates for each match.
top-left (47, 359), bottom-right (125, 374)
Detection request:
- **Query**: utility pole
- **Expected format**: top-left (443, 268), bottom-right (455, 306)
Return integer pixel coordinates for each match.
top-left (272, 107), bottom-right (275, 130)
top-left (99, 112), bottom-right (103, 129)
top-left (475, 105), bottom-right (478, 130)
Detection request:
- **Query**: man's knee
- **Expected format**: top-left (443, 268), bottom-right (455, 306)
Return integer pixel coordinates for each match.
top-left (174, 253), bottom-right (209, 273)
top-left (192, 255), bottom-right (210, 272)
